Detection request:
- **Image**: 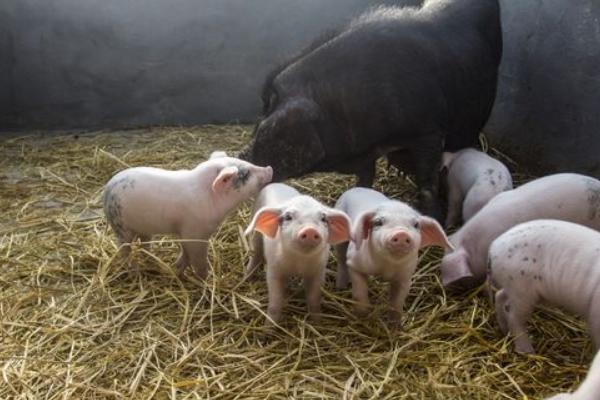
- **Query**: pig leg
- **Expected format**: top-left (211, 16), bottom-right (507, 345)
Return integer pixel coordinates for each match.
top-left (266, 269), bottom-right (287, 324)
top-left (349, 268), bottom-right (370, 317)
top-left (504, 294), bottom-right (536, 354)
top-left (389, 278), bottom-right (411, 330)
top-left (180, 239), bottom-right (209, 280)
top-left (445, 183), bottom-right (463, 228)
top-left (411, 136), bottom-right (443, 221)
top-left (335, 242), bottom-right (350, 289)
top-left (588, 303), bottom-right (600, 349)
top-left (175, 247), bottom-right (189, 279)
top-left (494, 289), bottom-right (509, 334)
top-left (305, 273), bottom-right (323, 322)
top-left (245, 233), bottom-right (264, 279)
top-left (356, 161), bottom-right (376, 188)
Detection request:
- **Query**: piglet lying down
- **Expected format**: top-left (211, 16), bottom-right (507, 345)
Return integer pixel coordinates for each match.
top-left (245, 183), bottom-right (351, 323)
top-left (489, 219), bottom-right (600, 354)
top-left (545, 350), bottom-right (600, 399)
top-left (103, 151), bottom-right (272, 280)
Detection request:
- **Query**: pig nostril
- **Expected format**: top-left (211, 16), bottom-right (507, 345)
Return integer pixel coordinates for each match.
top-left (301, 234), bottom-right (307, 239)
top-left (405, 238), bottom-right (411, 244)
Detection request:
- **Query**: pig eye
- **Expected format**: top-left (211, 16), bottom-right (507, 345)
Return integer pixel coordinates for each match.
top-left (281, 212), bottom-right (293, 222)
top-left (413, 220), bottom-right (420, 229)
top-left (372, 217), bottom-right (384, 227)
top-left (320, 214), bottom-right (328, 224)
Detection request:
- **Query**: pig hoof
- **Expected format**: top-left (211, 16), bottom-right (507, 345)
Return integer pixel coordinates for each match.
top-left (354, 306), bottom-right (369, 318)
top-left (515, 341), bottom-right (535, 354)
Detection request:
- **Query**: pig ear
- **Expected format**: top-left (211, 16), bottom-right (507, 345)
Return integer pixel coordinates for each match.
top-left (418, 216), bottom-right (454, 250)
top-left (325, 210), bottom-right (352, 245)
top-left (353, 211), bottom-right (376, 249)
top-left (244, 207), bottom-right (282, 238)
top-left (210, 151), bottom-right (228, 159)
top-left (212, 166), bottom-right (239, 193)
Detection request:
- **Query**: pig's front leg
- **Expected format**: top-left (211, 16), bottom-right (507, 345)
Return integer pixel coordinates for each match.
top-left (181, 239), bottom-right (209, 280)
top-left (305, 273), bottom-right (323, 322)
top-left (335, 242), bottom-right (350, 289)
top-left (349, 268), bottom-right (370, 317)
top-left (266, 269), bottom-right (287, 324)
top-left (175, 247), bottom-right (189, 279)
top-left (412, 136), bottom-right (443, 221)
top-left (389, 278), bottom-right (411, 330)
top-left (245, 233), bottom-right (264, 279)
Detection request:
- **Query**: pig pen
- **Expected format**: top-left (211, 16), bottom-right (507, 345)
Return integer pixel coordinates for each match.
top-left (0, 125), bottom-right (593, 399)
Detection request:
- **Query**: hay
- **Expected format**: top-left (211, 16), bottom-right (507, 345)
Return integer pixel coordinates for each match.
top-left (0, 125), bottom-right (592, 399)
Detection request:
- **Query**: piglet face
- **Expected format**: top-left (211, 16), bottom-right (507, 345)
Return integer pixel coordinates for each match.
top-left (246, 196), bottom-right (351, 255)
top-left (211, 156), bottom-right (273, 199)
top-left (354, 202), bottom-right (453, 260)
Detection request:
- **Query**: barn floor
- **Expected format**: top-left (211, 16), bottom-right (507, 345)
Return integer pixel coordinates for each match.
top-left (0, 125), bottom-right (592, 399)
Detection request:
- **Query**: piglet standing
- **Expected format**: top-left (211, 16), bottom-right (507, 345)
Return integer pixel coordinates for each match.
top-left (245, 183), bottom-right (351, 323)
top-left (546, 350), bottom-right (600, 399)
top-left (441, 173), bottom-right (600, 289)
top-left (335, 188), bottom-right (453, 328)
top-left (103, 151), bottom-right (273, 279)
top-left (489, 219), bottom-right (600, 354)
top-left (442, 148), bottom-right (512, 227)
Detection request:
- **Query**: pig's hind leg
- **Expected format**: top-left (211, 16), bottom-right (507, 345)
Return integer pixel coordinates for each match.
top-left (335, 242), bottom-right (350, 289)
top-left (503, 289), bottom-right (537, 354)
top-left (445, 183), bottom-right (463, 228)
top-left (494, 289), bottom-right (509, 334)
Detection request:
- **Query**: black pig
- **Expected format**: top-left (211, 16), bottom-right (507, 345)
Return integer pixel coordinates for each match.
top-left (238, 0), bottom-right (502, 220)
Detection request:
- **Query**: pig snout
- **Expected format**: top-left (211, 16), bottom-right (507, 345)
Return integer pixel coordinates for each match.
top-left (297, 226), bottom-right (323, 248)
top-left (263, 166), bottom-right (273, 184)
top-left (386, 231), bottom-right (414, 255)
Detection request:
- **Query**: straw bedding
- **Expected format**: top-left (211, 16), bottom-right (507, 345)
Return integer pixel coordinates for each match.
top-left (0, 125), bottom-right (593, 399)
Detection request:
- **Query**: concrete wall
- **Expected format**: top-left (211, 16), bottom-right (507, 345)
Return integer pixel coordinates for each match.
top-left (1, 0), bottom-right (599, 177)
top-left (0, 0), bottom-right (404, 130)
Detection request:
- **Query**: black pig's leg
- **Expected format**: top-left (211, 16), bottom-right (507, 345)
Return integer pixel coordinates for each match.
top-left (411, 135), bottom-right (444, 222)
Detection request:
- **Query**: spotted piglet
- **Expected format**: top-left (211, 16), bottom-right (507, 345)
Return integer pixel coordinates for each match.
top-left (442, 148), bottom-right (512, 227)
top-left (103, 152), bottom-right (272, 280)
top-left (335, 188), bottom-right (453, 328)
top-left (545, 350), bottom-right (600, 399)
top-left (489, 219), bottom-right (600, 354)
top-left (245, 183), bottom-right (351, 323)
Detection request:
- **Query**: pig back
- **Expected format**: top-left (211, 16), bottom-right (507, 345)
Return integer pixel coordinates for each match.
top-left (456, 173), bottom-right (600, 280)
top-left (336, 188), bottom-right (390, 222)
top-left (254, 183), bottom-right (300, 211)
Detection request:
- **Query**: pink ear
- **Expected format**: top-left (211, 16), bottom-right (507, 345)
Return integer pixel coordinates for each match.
top-left (353, 211), bottom-right (376, 249)
top-left (419, 216), bottom-right (454, 250)
top-left (326, 210), bottom-right (352, 245)
top-left (212, 166), bottom-right (238, 193)
top-left (244, 207), bottom-right (281, 238)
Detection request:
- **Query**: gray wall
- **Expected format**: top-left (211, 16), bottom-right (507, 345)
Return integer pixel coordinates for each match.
top-left (0, 0), bottom-right (402, 129)
top-left (1, 0), bottom-right (600, 177)
top-left (485, 0), bottom-right (600, 177)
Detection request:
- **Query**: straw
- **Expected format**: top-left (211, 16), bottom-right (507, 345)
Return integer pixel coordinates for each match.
top-left (0, 126), bottom-right (591, 399)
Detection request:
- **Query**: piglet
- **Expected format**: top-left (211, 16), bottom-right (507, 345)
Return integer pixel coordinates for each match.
top-left (546, 350), bottom-right (600, 399)
top-left (441, 173), bottom-right (600, 289)
top-left (103, 151), bottom-right (273, 279)
top-left (245, 183), bottom-right (351, 323)
top-left (335, 188), bottom-right (453, 328)
top-left (489, 219), bottom-right (600, 353)
top-left (442, 148), bottom-right (512, 227)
